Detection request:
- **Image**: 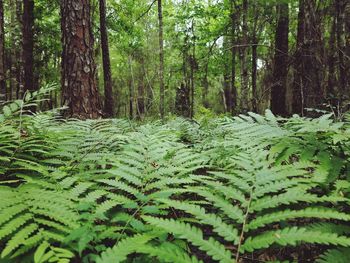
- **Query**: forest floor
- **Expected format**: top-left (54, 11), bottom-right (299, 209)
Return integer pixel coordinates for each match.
top-left (0, 108), bottom-right (350, 262)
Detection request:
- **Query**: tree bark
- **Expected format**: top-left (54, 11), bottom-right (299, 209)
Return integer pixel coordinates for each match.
top-left (250, 1), bottom-right (259, 112)
top-left (99, 0), bottom-right (115, 117)
top-left (0, 0), bottom-right (5, 101)
top-left (223, 36), bottom-right (232, 113)
top-left (230, 0), bottom-right (237, 114)
top-left (271, 2), bottom-right (289, 116)
top-left (240, 0), bottom-right (249, 111)
top-left (23, 0), bottom-right (34, 93)
top-left (158, 0), bottom-right (165, 120)
top-left (345, 1), bottom-right (350, 92)
top-left (292, 0), bottom-right (325, 115)
top-left (61, 0), bottom-right (102, 119)
top-left (336, 0), bottom-right (346, 92)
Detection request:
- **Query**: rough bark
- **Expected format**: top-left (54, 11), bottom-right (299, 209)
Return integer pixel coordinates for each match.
top-left (0, 0), bottom-right (5, 101)
top-left (23, 0), bottom-right (34, 93)
top-left (271, 3), bottom-right (289, 116)
top-left (61, 0), bottom-right (102, 119)
top-left (292, 0), bottom-right (325, 115)
top-left (158, 0), bottom-right (165, 120)
top-left (99, 0), bottom-right (115, 117)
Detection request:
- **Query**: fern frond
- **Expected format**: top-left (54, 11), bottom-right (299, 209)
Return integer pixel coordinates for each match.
top-left (143, 216), bottom-right (234, 263)
top-left (247, 207), bottom-right (350, 230)
top-left (159, 199), bottom-right (239, 242)
top-left (242, 227), bottom-right (350, 253)
top-left (96, 234), bottom-right (155, 263)
top-left (317, 248), bottom-right (350, 263)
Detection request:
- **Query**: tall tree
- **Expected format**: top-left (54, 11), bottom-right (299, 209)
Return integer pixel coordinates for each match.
top-left (240, 0), bottom-right (249, 111)
top-left (23, 0), bottom-right (34, 93)
top-left (345, 1), bottom-right (350, 92)
top-left (292, 0), bottom-right (325, 115)
top-left (99, 0), bottom-right (115, 117)
top-left (61, 0), bottom-right (102, 119)
top-left (271, 2), bottom-right (289, 116)
top-left (251, 2), bottom-right (259, 112)
top-left (223, 36), bottom-right (232, 113)
top-left (230, 0), bottom-right (237, 114)
top-left (0, 0), bottom-right (5, 100)
top-left (158, 0), bottom-right (165, 120)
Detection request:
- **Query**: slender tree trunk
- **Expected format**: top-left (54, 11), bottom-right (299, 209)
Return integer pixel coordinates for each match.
top-left (230, 0), bottom-right (237, 114)
top-left (137, 55), bottom-right (145, 119)
top-left (99, 0), bottom-right (115, 117)
top-left (158, 0), bottom-right (165, 120)
top-left (61, 0), bottom-right (102, 119)
top-left (336, 0), bottom-right (346, 92)
top-left (16, 0), bottom-right (23, 98)
top-left (345, 1), bottom-right (350, 92)
top-left (240, 0), bottom-right (249, 111)
top-left (271, 2), bottom-right (289, 116)
top-left (223, 36), bottom-right (232, 112)
top-left (189, 20), bottom-right (196, 119)
top-left (328, 6), bottom-right (337, 96)
top-left (23, 0), bottom-right (34, 93)
top-left (0, 0), bottom-right (5, 101)
top-left (128, 56), bottom-right (134, 119)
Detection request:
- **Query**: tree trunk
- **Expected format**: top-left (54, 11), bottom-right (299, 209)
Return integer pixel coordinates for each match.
top-left (271, 2), bottom-right (289, 116)
top-left (23, 0), bottom-right (34, 93)
top-left (292, 0), bottom-right (325, 115)
top-left (158, 0), bottom-right (165, 120)
top-left (230, 0), bottom-right (237, 114)
top-left (223, 36), bottom-right (232, 113)
top-left (0, 0), bottom-right (5, 101)
top-left (137, 55), bottom-right (145, 119)
top-left (240, 0), bottom-right (249, 111)
top-left (336, 0), bottom-right (346, 93)
top-left (61, 0), bottom-right (102, 119)
top-left (99, 0), bottom-right (115, 117)
top-left (345, 1), bottom-right (350, 92)
top-left (327, 10), bottom-right (337, 96)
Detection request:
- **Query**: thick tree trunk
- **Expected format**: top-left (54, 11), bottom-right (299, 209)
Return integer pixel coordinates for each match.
top-left (292, 0), bottom-right (325, 115)
top-left (99, 0), bottom-right (115, 117)
top-left (61, 0), bottom-right (102, 119)
top-left (23, 0), bottom-right (34, 93)
top-left (271, 3), bottom-right (289, 116)
top-left (158, 0), bottom-right (165, 120)
top-left (0, 0), bottom-right (5, 101)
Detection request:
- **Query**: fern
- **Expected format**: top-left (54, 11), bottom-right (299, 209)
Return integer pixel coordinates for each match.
top-left (143, 216), bottom-right (234, 263)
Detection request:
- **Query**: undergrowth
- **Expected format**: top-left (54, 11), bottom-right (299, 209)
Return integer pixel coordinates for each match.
top-left (0, 89), bottom-right (350, 262)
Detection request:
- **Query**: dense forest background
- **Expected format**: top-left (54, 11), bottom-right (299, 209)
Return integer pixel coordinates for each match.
top-left (0, 0), bottom-right (349, 119)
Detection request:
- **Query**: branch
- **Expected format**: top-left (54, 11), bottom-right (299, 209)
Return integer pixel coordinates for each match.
top-left (134, 0), bottom-right (157, 23)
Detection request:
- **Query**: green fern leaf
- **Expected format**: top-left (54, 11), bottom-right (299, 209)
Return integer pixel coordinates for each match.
top-left (143, 216), bottom-right (234, 263)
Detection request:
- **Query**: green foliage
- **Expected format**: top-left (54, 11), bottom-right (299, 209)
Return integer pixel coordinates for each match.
top-left (1, 93), bottom-right (350, 262)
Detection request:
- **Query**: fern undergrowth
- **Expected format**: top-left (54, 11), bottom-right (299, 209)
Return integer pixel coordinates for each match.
top-left (1, 90), bottom-right (350, 262)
